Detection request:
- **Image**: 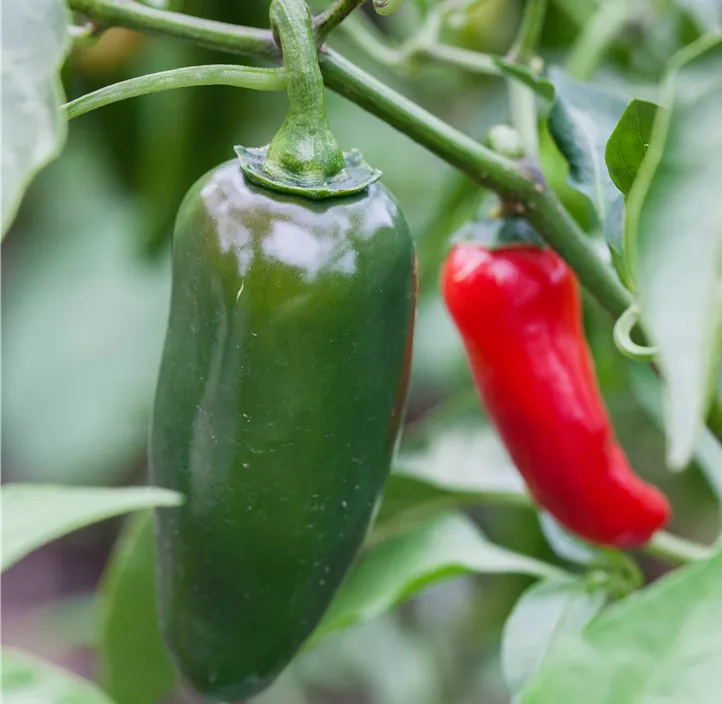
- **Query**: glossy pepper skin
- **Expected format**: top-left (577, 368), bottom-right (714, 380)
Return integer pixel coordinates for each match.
top-left (442, 243), bottom-right (669, 547)
top-left (150, 161), bottom-right (416, 702)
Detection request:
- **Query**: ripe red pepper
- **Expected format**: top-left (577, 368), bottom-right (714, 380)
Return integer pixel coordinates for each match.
top-left (442, 243), bottom-right (670, 547)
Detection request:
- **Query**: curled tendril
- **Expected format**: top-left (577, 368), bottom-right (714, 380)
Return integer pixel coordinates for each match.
top-left (613, 305), bottom-right (657, 362)
top-left (373, 0), bottom-right (404, 17)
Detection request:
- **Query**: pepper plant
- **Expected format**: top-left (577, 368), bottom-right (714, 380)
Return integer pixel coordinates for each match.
top-left (2, 1), bottom-right (722, 703)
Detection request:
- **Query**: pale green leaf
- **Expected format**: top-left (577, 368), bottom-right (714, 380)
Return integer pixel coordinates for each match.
top-left (2, 648), bottom-right (115, 704)
top-left (522, 550), bottom-right (722, 703)
top-left (372, 427), bottom-right (527, 544)
top-left (629, 366), bottom-right (722, 497)
top-left (538, 514), bottom-right (607, 566)
top-left (502, 578), bottom-right (606, 701)
top-left (677, 0), bottom-right (722, 32)
top-left (1, 484), bottom-right (181, 571)
top-left (1, 137), bottom-right (171, 484)
top-left (310, 513), bottom-right (560, 646)
top-left (627, 35), bottom-right (722, 468)
top-left (1, 0), bottom-right (69, 236)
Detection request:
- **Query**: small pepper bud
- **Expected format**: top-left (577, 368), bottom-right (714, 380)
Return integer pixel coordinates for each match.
top-left (485, 124), bottom-right (525, 160)
top-left (373, 0), bottom-right (403, 17)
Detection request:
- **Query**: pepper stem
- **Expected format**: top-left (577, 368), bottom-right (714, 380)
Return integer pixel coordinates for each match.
top-left (236, 0), bottom-right (381, 198)
top-left (265, 0), bottom-right (345, 183)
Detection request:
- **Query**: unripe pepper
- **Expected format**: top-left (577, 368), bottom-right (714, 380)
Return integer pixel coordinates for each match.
top-left (442, 243), bottom-right (670, 547)
top-left (149, 1), bottom-right (416, 700)
top-left (151, 163), bottom-right (415, 701)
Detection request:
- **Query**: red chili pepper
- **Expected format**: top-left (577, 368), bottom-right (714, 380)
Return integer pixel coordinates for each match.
top-left (442, 243), bottom-right (670, 547)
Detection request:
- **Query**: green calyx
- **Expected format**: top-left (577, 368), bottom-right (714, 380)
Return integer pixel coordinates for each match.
top-left (238, 0), bottom-right (380, 198)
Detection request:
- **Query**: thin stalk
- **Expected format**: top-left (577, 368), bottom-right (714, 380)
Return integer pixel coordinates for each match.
top-left (63, 65), bottom-right (287, 120)
top-left (335, 11), bottom-right (406, 66)
top-left (646, 531), bottom-right (714, 566)
top-left (565, 0), bottom-right (631, 80)
top-left (421, 43), bottom-right (500, 75)
top-left (505, 0), bottom-right (549, 158)
top-left (315, 0), bottom-right (366, 41)
top-left (508, 79), bottom-right (539, 157)
top-left (509, 0), bottom-right (549, 64)
top-left (68, 0), bottom-right (277, 60)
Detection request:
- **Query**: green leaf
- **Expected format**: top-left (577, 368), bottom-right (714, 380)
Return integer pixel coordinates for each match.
top-left (2, 136), bottom-right (171, 484)
top-left (397, 427), bottom-right (525, 496)
top-left (310, 512), bottom-right (560, 646)
top-left (493, 58), bottom-right (556, 101)
top-left (550, 0), bottom-right (598, 26)
top-left (1, 0), bottom-right (70, 236)
top-left (502, 578), bottom-right (606, 701)
top-left (605, 99), bottom-right (659, 197)
top-left (677, 0), bottom-right (722, 32)
top-left (548, 68), bottom-right (628, 252)
top-left (98, 512), bottom-right (177, 704)
top-left (1, 484), bottom-right (182, 571)
top-left (2, 647), bottom-right (115, 704)
top-left (372, 427), bottom-right (527, 544)
top-left (522, 549), bottom-right (722, 703)
top-left (626, 35), bottom-right (722, 469)
top-left (629, 366), bottom-right (722, 500)
top-left (538, 514), bottom-right (607, 566)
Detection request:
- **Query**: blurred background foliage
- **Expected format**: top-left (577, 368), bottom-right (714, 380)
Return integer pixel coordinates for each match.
top-left (2, 0), bottom-right (719, 702)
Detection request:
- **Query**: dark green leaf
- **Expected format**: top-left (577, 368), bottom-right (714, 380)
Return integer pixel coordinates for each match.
top-left (502, 578), bottom-right (606, 701)
top-left (1, 484), bottom-right (181, 571)
top-left (522, 549), bottom-right (722, 703)
top-left (98, 512), bottom-right (176, 704)
top-left (605, 99), bottom-right (659, 196)
top-left (310, 513), bottom-right (561, 646)
top-left (626, 35), bottom-right (722, 468)
top-left (548, 68), bottom-right (628, 252)
top-left (2, 648), bottom-right (114, 704)
top-left (493, 58), bottom-right (556, 101)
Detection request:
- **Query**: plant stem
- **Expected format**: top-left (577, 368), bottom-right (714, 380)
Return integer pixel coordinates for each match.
top-left (565, 0), bottom-right (631, 80)
top-left (335, 11), bottom-right (406, 65)
top-left (263, 0), bottom-right (345, 183)
top-left (315, 0), bottom-right (367, 41)
top-left (68, 0), bottom-right (277, 60)
top-left (505, 0), bottom-right (548, 157)
top-left (508, 79), bottom-right (539, 157)
top-left (509, 0), bottom-right (548, 64)
top-left (321, 49), bottom-right (630, 315)
top-left (63, 65), bottom-right (287, 119)
top-left (646, 531), bottom-right (713, 566)
top-left (421, 43), bottom-right (500, 75)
